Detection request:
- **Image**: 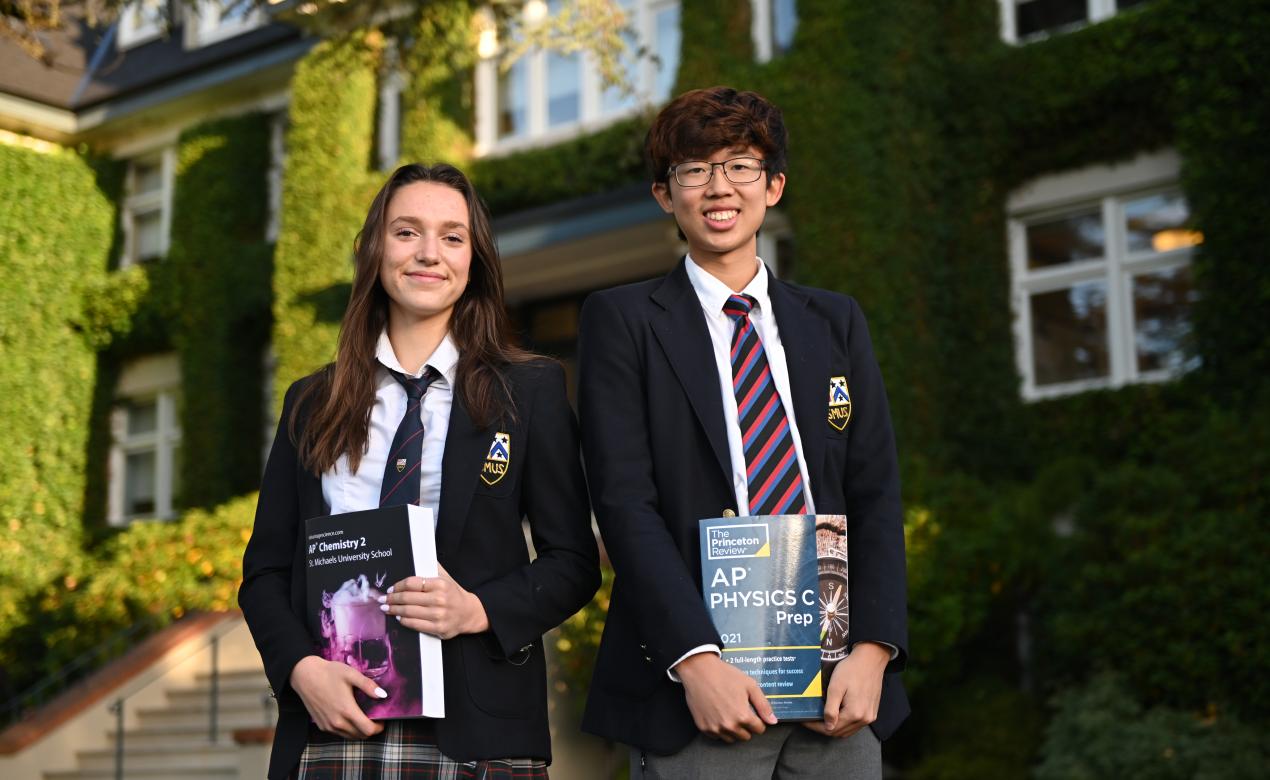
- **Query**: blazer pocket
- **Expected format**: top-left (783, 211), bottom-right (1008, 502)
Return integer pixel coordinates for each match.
top-left (460, 633), bottom-right (533, 719)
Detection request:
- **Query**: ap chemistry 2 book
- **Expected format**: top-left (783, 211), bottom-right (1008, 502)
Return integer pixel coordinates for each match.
top-left (305, 504), bottom-right (444, 719)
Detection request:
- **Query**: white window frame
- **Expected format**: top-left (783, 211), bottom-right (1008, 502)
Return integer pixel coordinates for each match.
top-left (999, 0), bottom-right (1135, 44)
top-left (758, 209), bottom-right (793, 278)
top-left (751, 0), bottom-right (798, 63)
top-left (108, 354), bottom-right (183, 525)
top-left (120, 146), bottom-right (176, 267)
top-left (474, 0), bottom-right (681, 156)
top-left (1008, 149), bottom-right (1198, 400)
top-left (266, 112), bottom-right (287, 242)
top-left (377, 69), bottom-right (407, 171)
top-left (118, 0), bottom-right (166, 50)
top-left (185, 0), bottom-right (266, 49)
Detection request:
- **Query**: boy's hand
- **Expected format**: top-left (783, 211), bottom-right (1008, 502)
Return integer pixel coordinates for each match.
top-left (802, 641), bottom-right (889, 738)
top-left (675, 652), bottom-right (777, 742)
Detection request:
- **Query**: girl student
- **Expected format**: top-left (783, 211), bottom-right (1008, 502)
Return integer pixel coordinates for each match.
top-left (240, 163), bottom-right (600, 779)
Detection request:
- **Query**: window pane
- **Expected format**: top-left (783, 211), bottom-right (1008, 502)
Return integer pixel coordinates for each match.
top-left (171, 444), bottom-right (182, 510)
top-left (133, 159), bottom-right (163, 195)
top-left (219, 0), bottom-right (253, 24)
top-left (1124, 192), bottom-right (1201, 255)
top-left (1025, 209), bottom-right (1104, 269)
top-left (1133, 266), bottom-right (1200, 374)
top-left (134, 208), bottom-right (164, 261)
top-left (125, 449), bottom-right (157, 516)
top-left (546, 51), bottom-right (581, 127)
top-left (126, 399), bottom-right (158, 436)
top-left (1031, 281), bottom-right (1110, 386)
top-left (654, 4), bottom-right (681, 101)
top-left (1016, 0), bottom-right (1087, 38)
top-left (603, 0), bottom-right (639, 114)
top-left (498, 58), bottom-right (528, 139)
top-left (772, 0), bottom-right (798, 55)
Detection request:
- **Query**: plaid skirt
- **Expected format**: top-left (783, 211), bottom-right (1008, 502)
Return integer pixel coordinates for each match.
top-left (293, 720), bottom-right (549, 779)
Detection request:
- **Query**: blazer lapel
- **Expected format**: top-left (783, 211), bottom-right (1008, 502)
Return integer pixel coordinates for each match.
top-left (768, 278), bottom-right (828, 506)
top-left (435, 395), bottom-right (489, 558)
top-left (649, 260), bottom-right (733, 490)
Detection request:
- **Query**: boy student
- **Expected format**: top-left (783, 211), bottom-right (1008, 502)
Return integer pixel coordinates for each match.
top-left (577, 87), bottom-right (908, 778)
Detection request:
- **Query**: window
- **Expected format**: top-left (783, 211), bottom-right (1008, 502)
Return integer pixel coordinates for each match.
top-left (266, 113), bottom-right (287, 242)
top-left (108, 354), bottom-right (183, 525)
top-left (186, 0), bottom-right (265, 49)
top-left (118, 0), bottom-right (166, 50)
top-left (752, 0), bottom-right (799, 62)
top-left (475, 0), bottom-right (681, 154)
top-left (1008, 151), bottom-right (1201, 399)
top-left (998, 0), bottom-right (1149, 43)
top-left (377, 70), bottom-right (407, 170)
top-left (757, 210), bottom-right (795, 279)
top-left (121, 148), bottom-right (175, 266)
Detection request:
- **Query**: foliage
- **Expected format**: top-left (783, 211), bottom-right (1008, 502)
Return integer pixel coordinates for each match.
top-left (168, 114), bottom-right (274, 508)
top-left (397, 0), bottom-right (477, 166)
top-left (0, 142), bottom-right (115, 683)
top-left (1034, 390), bottom-right (1270, 723)
top-left (469, 116), bottom-right (648, 215)
top-left (3, 495), bottom-right (256, 693)
top-left (1035, 674), bottom-right (1269, 780)
top-left (903, 677), bottom-right (1044, 780)
top-left (271, 33), bottom-right (382, 405)
top-left (549, 564), bottom-right (612, 719)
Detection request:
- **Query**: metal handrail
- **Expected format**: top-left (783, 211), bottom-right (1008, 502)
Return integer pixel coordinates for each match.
top-left (106, 625), bottom-right (272, 778)
top-left (2, 618), bottom-right (157, 728)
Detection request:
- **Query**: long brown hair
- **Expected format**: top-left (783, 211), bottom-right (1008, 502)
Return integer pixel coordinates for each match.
top-left (292, 163), bottom-right (534, 474)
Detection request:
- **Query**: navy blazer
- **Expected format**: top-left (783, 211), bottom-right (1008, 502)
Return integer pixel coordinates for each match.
top-left (577, 259), bottom-right (908, 755)
top-left (239, 359), bottom-right (600, 778)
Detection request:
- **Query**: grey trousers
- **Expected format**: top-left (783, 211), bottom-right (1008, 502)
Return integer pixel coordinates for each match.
top-left (631, 724), bottom-right (881, 780)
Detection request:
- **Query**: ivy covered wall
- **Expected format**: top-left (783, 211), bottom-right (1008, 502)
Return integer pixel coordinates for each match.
top-left (0, 144), bottom-right (116, 677)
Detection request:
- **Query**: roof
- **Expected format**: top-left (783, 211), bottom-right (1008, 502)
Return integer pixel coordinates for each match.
top-left (0, 7), bottom-right (304, 111)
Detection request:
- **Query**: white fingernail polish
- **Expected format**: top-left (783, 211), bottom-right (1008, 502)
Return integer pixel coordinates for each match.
top-left (376, 595), bottom-right (386, 604)
top-left (386, 586), bottom-right (394, 594)
top-left (374, 687), bottom-right (388, 699)
top-left (379, 604), bottom-right (389, 612)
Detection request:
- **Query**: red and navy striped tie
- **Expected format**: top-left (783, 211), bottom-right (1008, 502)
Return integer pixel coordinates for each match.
top-left (379, 367), bottom-right (439, 507)
top-left (723, 294), bottom-right (809, 516)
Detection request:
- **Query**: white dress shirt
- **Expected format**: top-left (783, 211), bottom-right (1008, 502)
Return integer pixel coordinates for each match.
top-left (684, 255), bottom-right (818, 515)
top-left (320, 331), bottom-right (459, 524)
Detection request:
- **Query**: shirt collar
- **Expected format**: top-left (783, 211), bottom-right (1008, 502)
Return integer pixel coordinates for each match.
top-left (684, 254), bottom-right (772, 317)
top-left (375, 330), bottom-right (460, 387)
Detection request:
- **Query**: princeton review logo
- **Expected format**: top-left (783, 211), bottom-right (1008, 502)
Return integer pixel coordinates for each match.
top-left (706, 523), bottom-right (772, 560)
top-left (480, 432), bottom-right (510, 486)
top-left (828, 376), bottom-right (852, 431)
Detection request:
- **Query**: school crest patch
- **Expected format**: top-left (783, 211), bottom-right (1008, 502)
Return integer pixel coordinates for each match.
top-left (828, 376), bottom-right (852, 431)
top-left (395, 457), bottom-right (407, 473)
top-left (480, 432), bottom-right (510, 486)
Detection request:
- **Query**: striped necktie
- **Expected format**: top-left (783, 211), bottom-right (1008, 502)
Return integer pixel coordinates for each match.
top-left (379, 367), bottom-right (440, 507)
top-left (723, 294), bottom-right (809, 516)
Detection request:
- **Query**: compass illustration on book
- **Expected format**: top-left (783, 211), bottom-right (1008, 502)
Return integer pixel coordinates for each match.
top-left (816, 516), bottom-right (849, 663)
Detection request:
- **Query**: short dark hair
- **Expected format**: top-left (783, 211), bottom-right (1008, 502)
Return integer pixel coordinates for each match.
top-left (645, 86), bottom-right (789, 185)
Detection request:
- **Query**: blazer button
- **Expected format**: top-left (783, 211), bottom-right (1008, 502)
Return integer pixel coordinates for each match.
top-left (722, 509), bottom-right (736, 517)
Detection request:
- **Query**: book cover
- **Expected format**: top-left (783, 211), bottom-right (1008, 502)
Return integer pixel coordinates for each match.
top-left (699, 515), bottom-right (824, 721)
top-left (305, 504), bottom-right (444, 719)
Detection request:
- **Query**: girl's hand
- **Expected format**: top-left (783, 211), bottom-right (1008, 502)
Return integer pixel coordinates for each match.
top-left (381, 564), bottom-right (490, 639)
top-left (289, 655), bottom-right (386, 740)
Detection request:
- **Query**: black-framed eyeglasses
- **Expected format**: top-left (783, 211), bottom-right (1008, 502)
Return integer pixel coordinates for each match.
top-left (667, 157), bottom-right (766, 188)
